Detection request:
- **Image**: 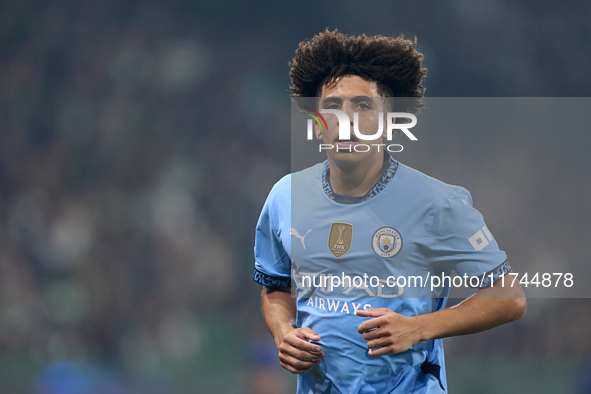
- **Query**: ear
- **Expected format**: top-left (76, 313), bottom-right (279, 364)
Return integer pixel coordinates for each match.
top-left (315, 122), bottom-right (323, 140)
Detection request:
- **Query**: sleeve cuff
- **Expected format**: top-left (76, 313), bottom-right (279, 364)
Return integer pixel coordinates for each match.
top-left (477, 259), bottom-right (512, 288)
top-left (253, 267), bottom-right (291, 288)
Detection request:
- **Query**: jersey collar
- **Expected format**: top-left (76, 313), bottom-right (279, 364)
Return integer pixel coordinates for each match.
top-left (321, 154), bottom-right (399, 204)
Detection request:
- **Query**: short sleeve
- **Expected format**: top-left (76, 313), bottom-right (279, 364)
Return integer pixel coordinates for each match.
top-left (253, 181), bottom-right (292, 288)
top-left (427, 187), bottom-right (511, 287)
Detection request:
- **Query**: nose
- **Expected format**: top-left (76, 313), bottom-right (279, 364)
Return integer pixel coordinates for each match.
top-left (339, 101), bottom-right (355, 129)
top-left (341, 101), bottom-right (355, 120)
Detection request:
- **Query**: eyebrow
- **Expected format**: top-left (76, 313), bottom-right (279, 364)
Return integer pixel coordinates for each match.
top-left (319, 97), bottom-right (342, 106)
top-left (350, 96), bottom-right (376, 104)
top-left (319, 96), bottom-right (376, 105)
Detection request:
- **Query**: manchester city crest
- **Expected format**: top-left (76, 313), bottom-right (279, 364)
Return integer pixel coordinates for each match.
top-left (372, 227), bottom-right (402, 258)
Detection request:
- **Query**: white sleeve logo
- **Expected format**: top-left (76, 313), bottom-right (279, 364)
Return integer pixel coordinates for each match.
top-left (469, 225), bottom-right (494, 250)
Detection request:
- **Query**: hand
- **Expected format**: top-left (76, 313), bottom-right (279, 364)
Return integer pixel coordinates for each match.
top-left (277, 327), bottom-right (325, 374)
top-left (356, 308), bottom-right (422, 356)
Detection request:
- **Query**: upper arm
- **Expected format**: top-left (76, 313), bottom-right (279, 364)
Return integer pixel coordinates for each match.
top-left (261, 285), bottom-right (297, 321)
top-left (467, 270), bottom-right (527, 322)
top-left (427, 187), bottom-right (511, 287)
top-left (263, 285), bottom-right (292, 295)
top-left (253, 178), bottom-right (292, 287)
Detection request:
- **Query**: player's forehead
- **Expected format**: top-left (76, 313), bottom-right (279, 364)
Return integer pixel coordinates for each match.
top-left (319, 75), bottom-right (380, 98)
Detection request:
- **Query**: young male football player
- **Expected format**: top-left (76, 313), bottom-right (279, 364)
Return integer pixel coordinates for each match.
top-left (253, 30), bottom-right (526, 393)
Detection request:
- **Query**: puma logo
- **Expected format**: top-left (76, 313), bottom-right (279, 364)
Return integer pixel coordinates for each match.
top-left (290, 228), bottom-right (312, 249)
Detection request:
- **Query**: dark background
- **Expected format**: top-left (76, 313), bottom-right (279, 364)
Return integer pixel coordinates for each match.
top-left (1, 0), bottom-right (590, 392)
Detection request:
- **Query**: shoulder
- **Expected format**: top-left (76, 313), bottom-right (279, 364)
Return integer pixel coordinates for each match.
top-left (395, 161), bottom-right (470, 206)
top-left (269, 162), bottom-right (325, 195)
top-left (267, 173), bottom-right (291, 200)
top-left (265, 162), bottom-right (325, 206)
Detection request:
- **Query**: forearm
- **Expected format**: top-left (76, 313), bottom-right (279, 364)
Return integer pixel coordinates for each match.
top-left (261, 286), bottom-right (297, 347)
top-left (417, 275), bottom-right (527, 342)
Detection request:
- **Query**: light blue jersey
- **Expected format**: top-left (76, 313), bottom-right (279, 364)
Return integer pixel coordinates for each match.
top-left (254, 156), bottom-right (511, 393)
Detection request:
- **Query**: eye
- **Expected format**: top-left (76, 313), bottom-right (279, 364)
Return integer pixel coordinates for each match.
top-left (324, 103), bottom-right (341, 110)
top-left (355, 102), bottom-right (372, 111)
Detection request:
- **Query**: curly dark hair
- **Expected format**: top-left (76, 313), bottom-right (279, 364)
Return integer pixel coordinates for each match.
top-left (289, 29), bottom-right (427, 99)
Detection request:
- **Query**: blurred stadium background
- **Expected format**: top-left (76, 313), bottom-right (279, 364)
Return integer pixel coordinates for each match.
top-left (1, 0), bottom-right (590, 393)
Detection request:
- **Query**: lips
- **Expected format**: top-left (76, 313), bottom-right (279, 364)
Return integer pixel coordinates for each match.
top-left (335, 133), bottom-right (359, 149)
top-left (335, 141), bottom-right (358, 149)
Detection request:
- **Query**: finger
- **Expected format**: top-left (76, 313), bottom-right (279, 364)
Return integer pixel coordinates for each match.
top-left (363, 327), bottom-right (388, 340)
top-left (281, 343), bottom-right (325, 360)
top-left (367, 337), bottom-right (392, 350)
top-left (357, 316), bottom-right (387, 334)
top-left (279, 351), bottom-right (320, 367)
top-left (368, 346), bottom-right (393, 357)
top-left (280, 360), bottom-right (314, 374)
top-left (279, 352), bottom-right (320, 373)
top-left (285, 335), bottom-right (323, 353)
top-left (297, 327), bottom-right (321, 342)
top-left (355, 308), bottom-right (390, 317)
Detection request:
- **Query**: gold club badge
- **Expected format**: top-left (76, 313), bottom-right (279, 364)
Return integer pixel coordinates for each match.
top-left (328, 222), bottom-right (353, 258)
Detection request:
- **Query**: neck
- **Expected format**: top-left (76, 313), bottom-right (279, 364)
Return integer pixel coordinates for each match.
top-left (328, 155), bottom-right (387, 197)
